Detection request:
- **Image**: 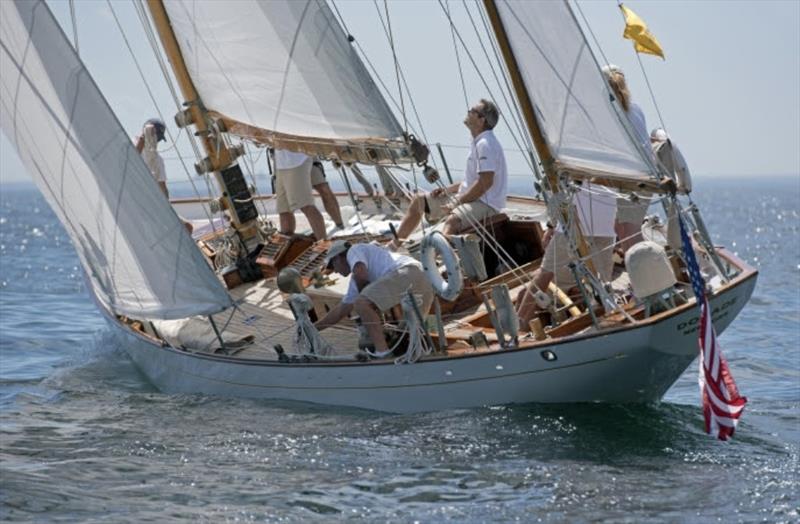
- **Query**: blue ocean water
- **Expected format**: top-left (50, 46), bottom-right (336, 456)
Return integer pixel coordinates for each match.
top-left (1, 176), bottom-right (798, 522)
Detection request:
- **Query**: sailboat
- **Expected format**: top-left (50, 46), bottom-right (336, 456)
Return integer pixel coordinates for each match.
top-left (0, 0), bottom-right (756, 413)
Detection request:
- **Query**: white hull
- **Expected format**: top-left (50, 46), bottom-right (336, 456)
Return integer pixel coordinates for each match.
top-left (110, 269), bottom-right (756, 413)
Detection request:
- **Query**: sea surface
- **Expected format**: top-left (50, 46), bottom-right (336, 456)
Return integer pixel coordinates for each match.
top-left (1, 175), bottom-right (798, 522)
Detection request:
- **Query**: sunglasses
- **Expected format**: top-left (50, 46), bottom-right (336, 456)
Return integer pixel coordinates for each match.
top-left (468, 108), bottom-right (485, 118)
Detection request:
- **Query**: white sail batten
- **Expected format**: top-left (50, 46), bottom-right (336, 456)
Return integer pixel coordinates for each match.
top-left (494, 1), bottom-right (653, 180)
top-left (163, 0), bottom-right (403, 143)
top-left (0, 0), bottom-right (232, 320)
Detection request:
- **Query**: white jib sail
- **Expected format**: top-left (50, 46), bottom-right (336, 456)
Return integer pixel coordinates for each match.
top-left (495, 0), bottom-right (653, 180)
top-left (163, 0), bottom-right (403, 141)
top-left (0, 0), bottom-right (232, 320)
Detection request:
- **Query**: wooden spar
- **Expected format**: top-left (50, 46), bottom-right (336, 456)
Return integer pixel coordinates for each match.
top-left (211, 113), bottom-right (417, 166)
top-left (146, 0), bottom-right (257, 238)
top-left (482, 0), bottom-right (595, 273)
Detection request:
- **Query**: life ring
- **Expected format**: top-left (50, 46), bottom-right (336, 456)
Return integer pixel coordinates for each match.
top-left (420, 231), bottom-right (463, 301)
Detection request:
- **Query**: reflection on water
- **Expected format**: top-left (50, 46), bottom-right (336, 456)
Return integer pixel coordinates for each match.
top-left (1, 178), bottom-right (798, 522)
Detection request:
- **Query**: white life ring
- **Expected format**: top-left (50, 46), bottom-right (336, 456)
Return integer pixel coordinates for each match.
top-left (420, 231), bottom-right (463, 301)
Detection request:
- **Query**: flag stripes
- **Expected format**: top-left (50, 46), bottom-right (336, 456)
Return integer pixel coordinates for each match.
top-left (679, 217), bottom-right (747, 440)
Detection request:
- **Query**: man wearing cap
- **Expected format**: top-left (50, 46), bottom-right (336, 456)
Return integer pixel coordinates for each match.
top-left (390, 98), bottom-right (507, 249)
top-left (315, 240), bottom-right (434, 357)
top-left (135, 118), bottom-right (169, 197)
top-left (134, 118), bottom-right (193, 233)
top-left (651, 128), bottom-right (691, 194)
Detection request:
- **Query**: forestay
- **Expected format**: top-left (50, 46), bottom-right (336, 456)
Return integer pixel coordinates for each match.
top-left (494, 0), bottom-right (653, 181)
top-left (163, 0), bottom-right (403, 143)
top-left (0, 0), bottom-right (232, 320)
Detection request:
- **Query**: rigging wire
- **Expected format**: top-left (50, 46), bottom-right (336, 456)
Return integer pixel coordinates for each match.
top-left (110, 0), bottom-right (218, 230)
top-left (467, 0), bottom-right (535, 168)
top-left (381, 0), bottom-right (408, 134)
top-left (613, 0), bottom-right (668, 132)
top-left (367, 0), bottom-right (438, 176)
top-left (329, 0), bottom-right (430, 150)
top-left (130, 0), bottom-right (219, 204)
top-left (445, 0), bottom-right (471, 109)
top-left (68, 0), bottom-right (80, 55)
top-left (435, 0), bottom-right (535, 176)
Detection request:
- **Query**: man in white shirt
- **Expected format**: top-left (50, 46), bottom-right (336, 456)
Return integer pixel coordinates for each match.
top-left (516, 182), bottom-right (617, 329)
top-left (274, 149), bottom-right (327, 240)
top-left (134, 118), bottom-right (193, 234)
top-left (135, 118), bottom-right (168, 197)
top-left (391, 99), bottom-right (508, 248)
top-left (316, 240), bottom-right (434, 357)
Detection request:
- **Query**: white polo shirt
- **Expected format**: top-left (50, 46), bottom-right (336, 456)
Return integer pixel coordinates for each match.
top-left (341, 243), bottom-right (419, 304)
top-left (140, 129), bottom-right (166, 183)
top-left (460, 129), bottom-right (507, 211)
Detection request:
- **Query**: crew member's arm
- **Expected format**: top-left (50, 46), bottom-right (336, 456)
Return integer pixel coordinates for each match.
top-left (431, 182), bottom-right (461, 198)
top-left (315, 301), bottom-right (354, 331)
top-left (444, 171), bottom-right (494, 211)
top-left (351, 262), bottom-right (370, 292)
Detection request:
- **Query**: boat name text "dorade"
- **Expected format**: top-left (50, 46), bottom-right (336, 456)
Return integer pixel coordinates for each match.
top-left (677, 297), bottom-right (738, 335)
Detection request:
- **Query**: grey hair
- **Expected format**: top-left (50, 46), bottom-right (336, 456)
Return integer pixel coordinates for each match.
top-left (479, 99), bottom-right (500, 130)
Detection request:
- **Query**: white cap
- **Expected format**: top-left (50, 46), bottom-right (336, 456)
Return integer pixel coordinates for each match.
top-left (324, 240), bottom-right (351, 268)
top-left (601, 64), bottom-right (623, 77)
top-left (650, 128), bottom-right (668, 142)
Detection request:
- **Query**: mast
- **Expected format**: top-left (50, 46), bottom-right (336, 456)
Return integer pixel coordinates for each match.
top-left (482, 0), bottom-right (595, 271)
top-left (146, 0), bottom-right (259, 242)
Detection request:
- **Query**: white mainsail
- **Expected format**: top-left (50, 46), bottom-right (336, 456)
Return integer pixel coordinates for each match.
top-left (163, 0), bottom-right (403, 143)
top-left (494, 0), bottom-right (653, 180)
top-left (0, 0), bottom-right (232, 320)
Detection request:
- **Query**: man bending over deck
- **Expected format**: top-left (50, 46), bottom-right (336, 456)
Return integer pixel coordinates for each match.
top-left (316, 240), bottom-right (434, 357)
top-left (390, 99), bottom-right (507, 249)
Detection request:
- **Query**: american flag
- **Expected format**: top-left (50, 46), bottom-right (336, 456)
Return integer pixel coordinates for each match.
top-left (679, 218), bottom-right (747, 440)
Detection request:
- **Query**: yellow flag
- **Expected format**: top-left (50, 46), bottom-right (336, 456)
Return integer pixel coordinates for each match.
top-left (620, 4), bottom-right (665, 59)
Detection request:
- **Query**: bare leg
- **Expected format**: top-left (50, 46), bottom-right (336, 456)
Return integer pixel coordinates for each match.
top-left (394, 194), bottom-right (426, 242)
top-left (441, 214), bottom-right (462, 236)
top-left (354, 296), bottom-right (388, 352)
top-left (314, 182), bottom-right (343, 227)
top-left (301, 205), bottom-right (327, 240)
top-left (516, 268), bottom-right (555, 330)
top-left (279, 212), bottom-right (295, 235)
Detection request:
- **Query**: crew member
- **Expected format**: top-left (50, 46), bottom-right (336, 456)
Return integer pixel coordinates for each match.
top-left (391, 98), bottom-right (507, 248)
top-left (316, 240), bottom-right (434, 357)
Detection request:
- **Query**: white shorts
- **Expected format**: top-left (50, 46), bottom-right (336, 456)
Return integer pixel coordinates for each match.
top-left (275, 158), bottom-right (314, 213)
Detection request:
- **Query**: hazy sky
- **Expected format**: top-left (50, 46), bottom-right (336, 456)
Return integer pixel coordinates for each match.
top-left (1, 0), bottom-right (799, 187)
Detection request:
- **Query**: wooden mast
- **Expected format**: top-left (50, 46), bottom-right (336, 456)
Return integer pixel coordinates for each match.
top-left (146, 0), bottom-right (258, 240)
top-left (482, 0), bottom-right (595, 271)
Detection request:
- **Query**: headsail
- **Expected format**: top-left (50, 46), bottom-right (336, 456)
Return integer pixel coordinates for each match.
top-left (492, 0), bottom-right (654, 182)
top-left (162, 0), bottom-right (407, 161)
top-left (0, 0), bottom-right (232, 320)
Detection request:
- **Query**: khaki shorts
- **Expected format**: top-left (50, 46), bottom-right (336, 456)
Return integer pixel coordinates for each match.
top-left (541, 230), bottom-right (615, 288)
top-left (275, 158), bottom-right (314, 213)
top-left (361, 264), bottom-right (434, 314)
top-left (310, 161), bottom-right (326, 187)
top-left (425, 194), bottom-right (498, 225)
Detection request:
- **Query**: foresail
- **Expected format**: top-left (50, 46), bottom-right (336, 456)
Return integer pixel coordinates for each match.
top-left (0, 0), bottom-right (232, 320)
top-left (163, 0), bottom-right (404, 148)
top-left (494, 0), bottom-right (654, 181)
